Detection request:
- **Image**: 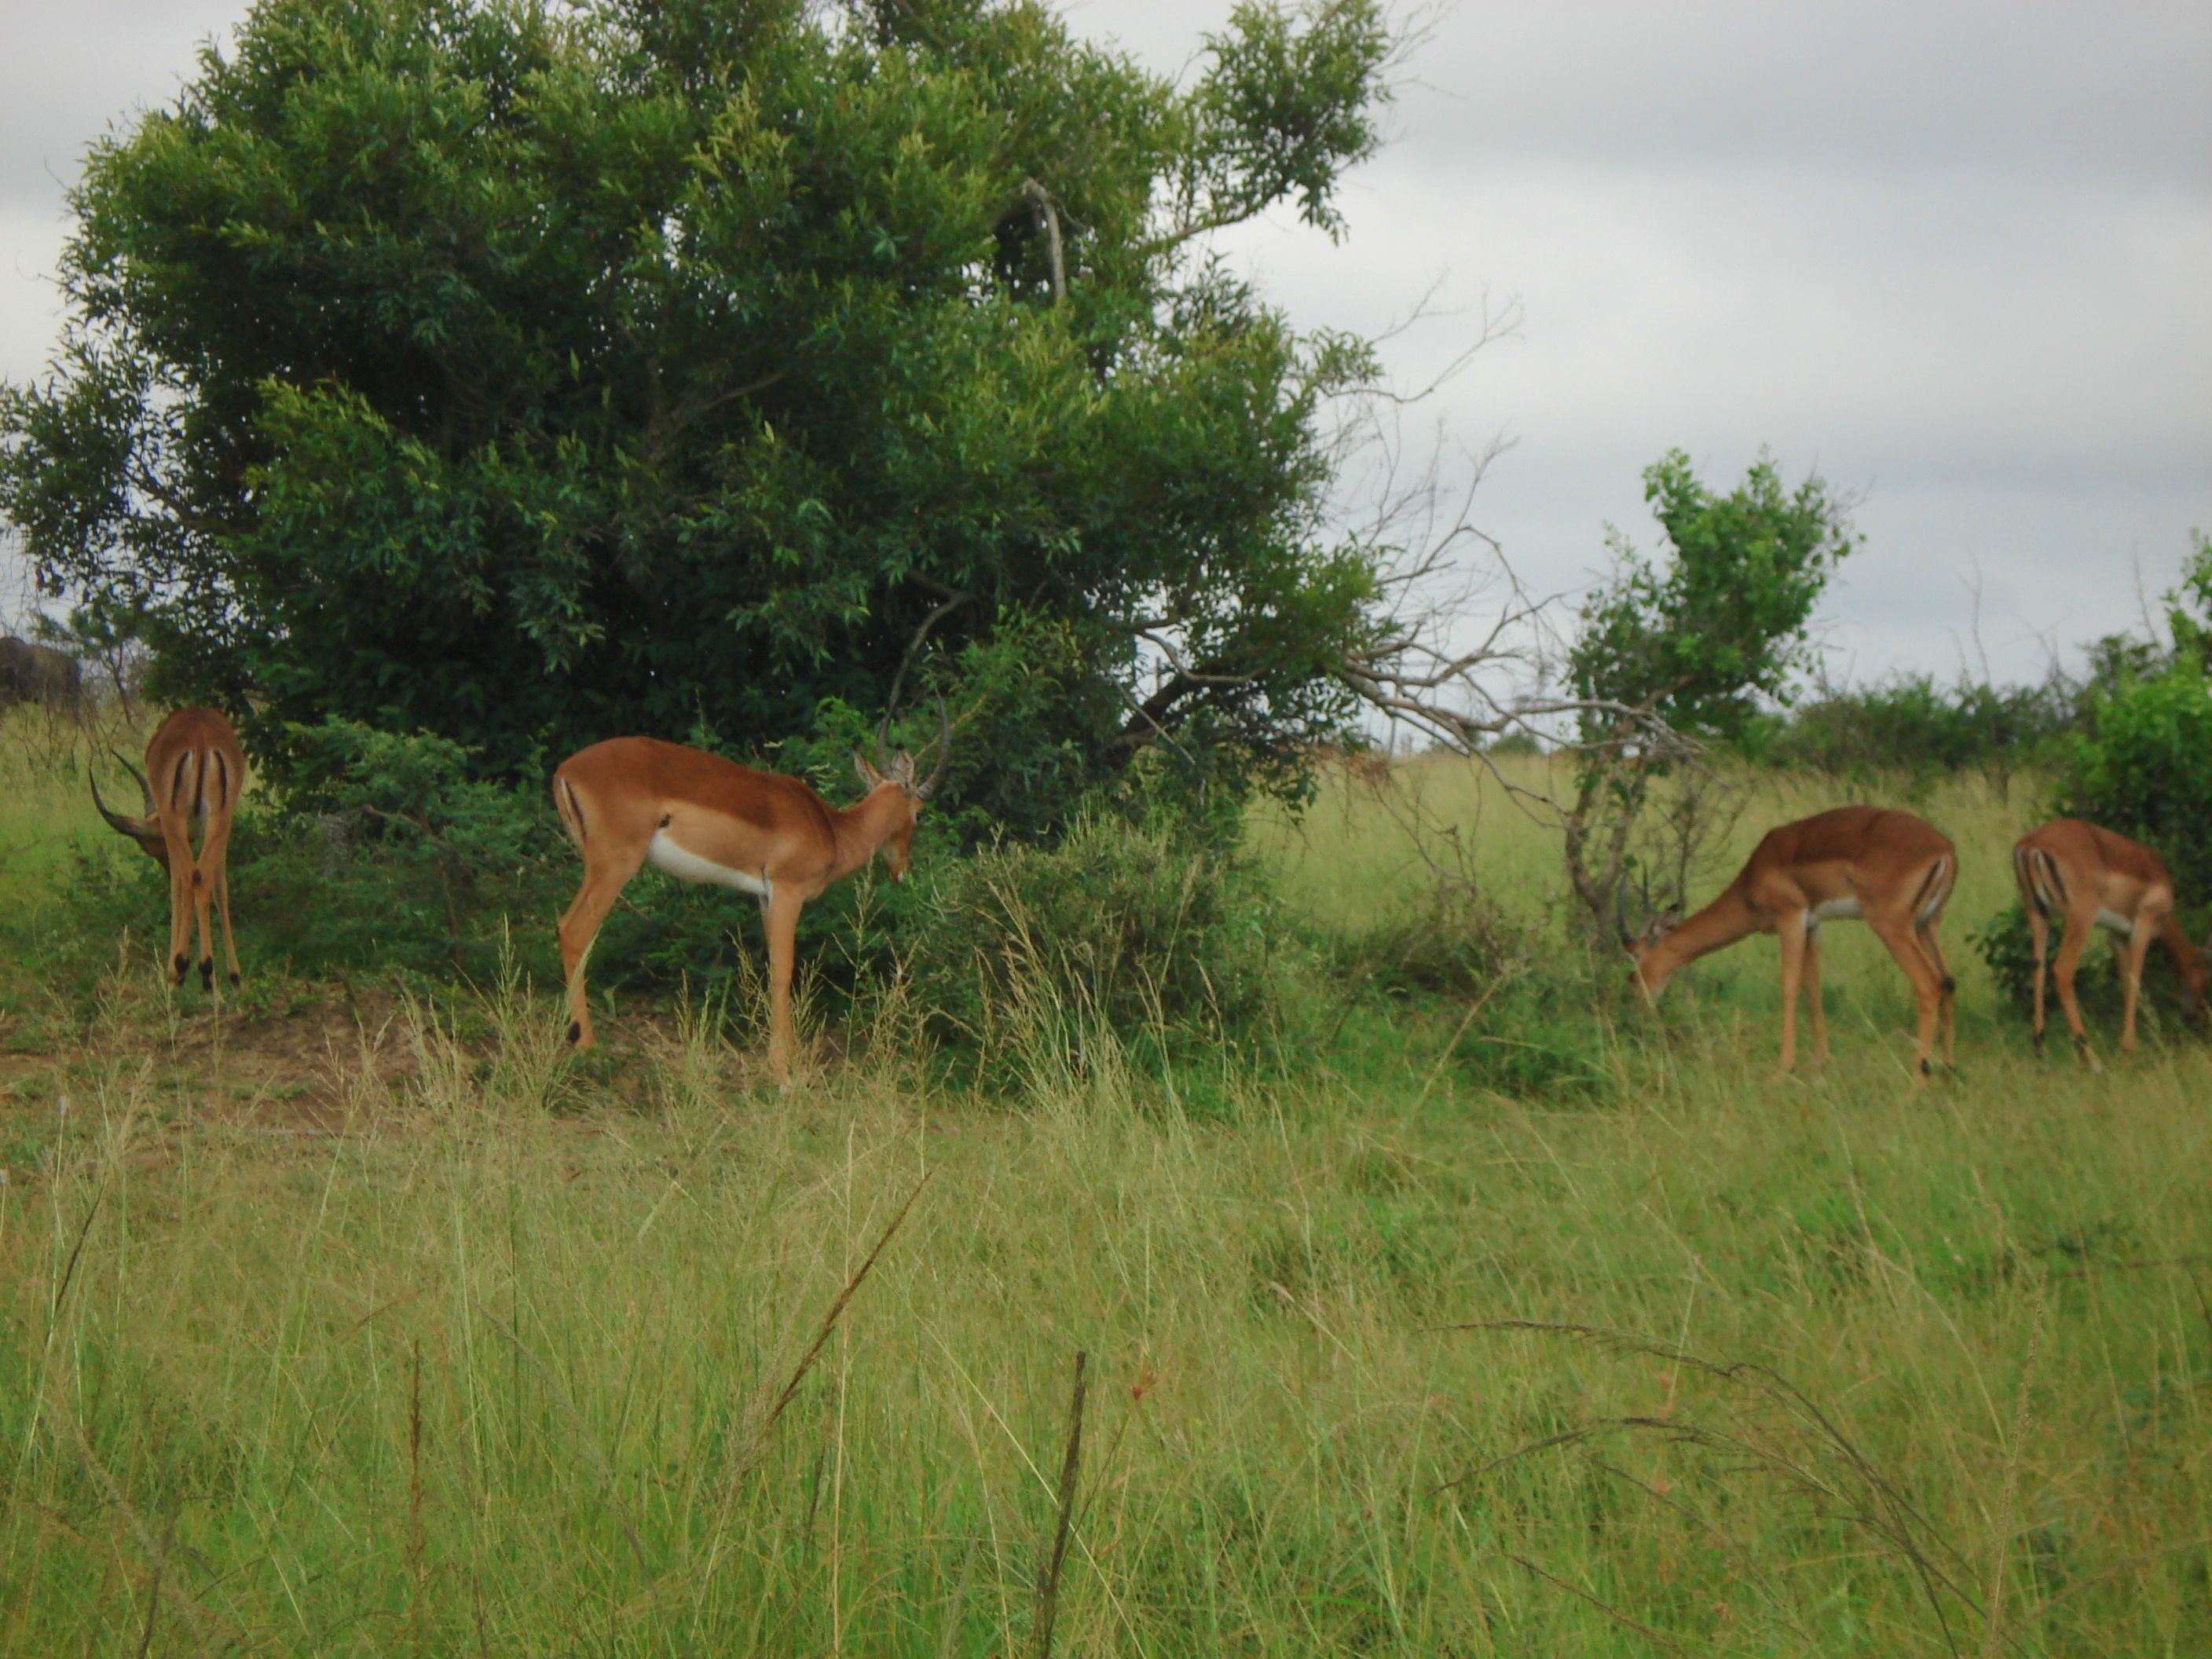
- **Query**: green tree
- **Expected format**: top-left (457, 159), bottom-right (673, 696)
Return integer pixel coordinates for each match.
top-left (0, 0), bottom-right (1397, 833)
top-left (1563, 449), bottom-right (1859, 936)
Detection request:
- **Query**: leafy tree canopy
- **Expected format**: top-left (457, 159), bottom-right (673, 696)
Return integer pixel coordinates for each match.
top-left (1, 0), bottom-right (1398, 832)
top-left (1570, 449), bottom-right (1859, 745)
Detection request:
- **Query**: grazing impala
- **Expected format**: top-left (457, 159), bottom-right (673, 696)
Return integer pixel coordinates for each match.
top-left (2012, 819), bottom-right (2205, 1064)
top-left (1624, 806), bottom-right (1958, 1076)
top-left (551, 707), bottom-right (950, 1086)
top-left (89, 706), bottom-right (247, 991)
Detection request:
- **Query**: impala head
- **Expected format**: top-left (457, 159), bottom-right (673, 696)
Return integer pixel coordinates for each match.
top-left (851, 694), bottom-right (953, 883)
top-left (1618, 895), bottom-right (1683, 998)
top-left (90, 749), bottom-right (170, 870)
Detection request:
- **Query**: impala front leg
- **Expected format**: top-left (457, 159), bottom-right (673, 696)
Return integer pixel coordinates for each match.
top-left (1804, 928), bottom-right (1827, 1064)
top-left (1775, 912), bottom-right (1807, 1073)
top-left (764, 885), bottom-right (805, 1089)
top-left (2120, 910), bottom-right (2162, 1053)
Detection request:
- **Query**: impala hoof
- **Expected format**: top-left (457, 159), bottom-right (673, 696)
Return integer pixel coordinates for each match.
top-left (200, 958), bottom-right (214, 992)
top-left (566, 1021), bottom-right (582, 1046)
top-left (171, 953), bottom-right (189, 986)
top-left (229, 971), bottom-right (241, 989)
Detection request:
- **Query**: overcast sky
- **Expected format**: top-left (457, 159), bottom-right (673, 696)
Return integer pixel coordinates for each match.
top-left (5, 0), bottom-right (2207, 684)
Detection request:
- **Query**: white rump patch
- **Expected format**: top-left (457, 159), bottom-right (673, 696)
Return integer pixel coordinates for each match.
top-left (2095, 906), bottom-right (2134, 936)
top-left (648, 829), bottom-right (771, 898)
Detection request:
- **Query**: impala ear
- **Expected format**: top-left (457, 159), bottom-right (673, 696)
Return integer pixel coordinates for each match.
top-left (853, 749), bottom-right (883, 789)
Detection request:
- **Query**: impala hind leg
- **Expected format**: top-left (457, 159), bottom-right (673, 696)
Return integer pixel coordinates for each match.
top-left (2025, 903), bottom-right (2051, 1051)
top-left (157, 822), bottom-right (196, 988)
top-left (190, 861), bottom-right (217, 994)
top-left (1870, 915), bottom-right (1947, 1080)
top-left (213, 857), bottom-right (242, 988)
top-left (2049, 915), bottom-right (2099, 1069)
top-left (557, 848), bottom-right (646, 1051)
top-left (1917, 923), bottom-right (1956, 1068)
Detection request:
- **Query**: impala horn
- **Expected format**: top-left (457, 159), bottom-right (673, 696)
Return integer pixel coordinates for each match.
top-left (114, 746), bottom-right (156, 817)
top-left (90, 756), bottom-right (155, 843)
top-left (1614, 886), bottom-right (1635, 950)
top-left (919, 693), bottom-right (952, 800)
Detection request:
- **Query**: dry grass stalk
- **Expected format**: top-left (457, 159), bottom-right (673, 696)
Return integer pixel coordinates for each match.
top-left (1030, 1348), bottom-right (1089, 1659)
top-left (729, 1166), bottom-right (935, 1489)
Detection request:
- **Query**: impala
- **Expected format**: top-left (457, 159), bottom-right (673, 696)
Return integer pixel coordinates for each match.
top-left (2012, 819), bottom-right (2205, 1064)
top-left (551, 707), bottom-right (950, 1086)
top-left (90, 705), bottom-right (247, 991)
top-left (1624, 806), bottom-right (1958, 1076)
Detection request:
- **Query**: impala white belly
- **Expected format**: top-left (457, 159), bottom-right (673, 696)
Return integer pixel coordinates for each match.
top-left (2096, 906), bottom-right (2134, 936)
top-left (647, 829), bottom-right (771, 898)
top-left (1804, 895), bottom-right (1861, 934)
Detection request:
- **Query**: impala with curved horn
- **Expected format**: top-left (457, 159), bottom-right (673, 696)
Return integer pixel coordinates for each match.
top-left (1624, 806), bottom-right (1958, 1077)
top-left (551, 701), bottom-right (951, 1086)
top-left (90, 706), bottom-right (247, 991)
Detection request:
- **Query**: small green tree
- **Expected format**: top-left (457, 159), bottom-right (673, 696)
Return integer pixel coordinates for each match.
top-left (1563, 449), bottom-right (1859, 936)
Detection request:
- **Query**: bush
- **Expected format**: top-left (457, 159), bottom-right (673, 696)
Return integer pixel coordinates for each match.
top-left (903, 812), bottom-right (1298, 1088)
top-left (1343, 881), bottom-right (1522, 1002)
top-left (1745, 673), bottom-right (2074, 786)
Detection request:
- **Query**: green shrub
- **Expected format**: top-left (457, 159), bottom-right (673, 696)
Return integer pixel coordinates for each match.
top-left (1343, 881), bottom-right (1522, 1002)
top-left (1744, 672), bottom-right (2073, 785)
top-left (903, 812), bottom-right (1297, 1088)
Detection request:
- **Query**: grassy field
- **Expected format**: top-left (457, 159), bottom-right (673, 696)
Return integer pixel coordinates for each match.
top-left (1, 716), bottom-right (2207, 1655)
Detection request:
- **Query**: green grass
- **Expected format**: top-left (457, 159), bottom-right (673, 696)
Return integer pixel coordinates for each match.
top-left (2, 724), bottom-right (2208, 1655)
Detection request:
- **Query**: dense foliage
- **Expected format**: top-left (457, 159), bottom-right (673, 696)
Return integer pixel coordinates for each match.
top-left (0, 0), bottom-right (1398, 832)
top-left (1739, 672), bottom-right (2075, 788)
